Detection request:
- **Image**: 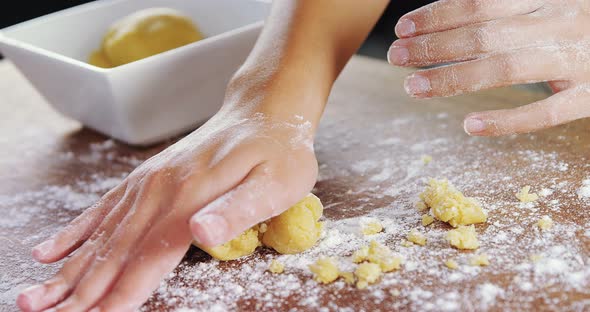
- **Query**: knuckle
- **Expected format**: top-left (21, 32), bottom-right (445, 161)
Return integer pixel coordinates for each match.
top-left (465, 0), bottom-right (489, 17)
top-left (469, 26), bottom-right (493, 54)
top-left (497, 55), bottom-right (522, 81)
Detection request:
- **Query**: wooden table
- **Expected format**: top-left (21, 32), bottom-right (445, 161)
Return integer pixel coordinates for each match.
top-left (1, 56), bottom-right (588, 311)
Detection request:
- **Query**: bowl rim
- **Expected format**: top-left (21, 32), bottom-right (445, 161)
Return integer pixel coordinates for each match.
top-left (0, 0), bottom-right (268, 72)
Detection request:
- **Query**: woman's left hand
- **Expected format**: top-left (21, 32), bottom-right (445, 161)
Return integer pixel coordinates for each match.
top-left (389, 0), bottom-right (590, 136)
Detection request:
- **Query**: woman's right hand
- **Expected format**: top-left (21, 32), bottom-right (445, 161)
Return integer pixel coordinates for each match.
top-left (17, 80), bottom-right (320, 312)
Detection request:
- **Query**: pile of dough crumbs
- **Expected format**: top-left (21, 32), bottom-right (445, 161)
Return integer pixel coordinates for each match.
top-left (1, 110), bottom-right (589, 312)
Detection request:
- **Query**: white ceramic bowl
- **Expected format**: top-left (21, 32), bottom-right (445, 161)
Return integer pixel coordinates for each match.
top-left (0, 0), bottom-right (271, 145)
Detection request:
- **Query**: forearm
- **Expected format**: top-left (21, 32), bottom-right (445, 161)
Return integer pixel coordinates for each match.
top-left (224, 0), bottom-right (389, 128)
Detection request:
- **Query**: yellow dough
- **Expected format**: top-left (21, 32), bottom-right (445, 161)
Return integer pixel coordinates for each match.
top-left (516, 186), bottom-right (539, 203)
top-left (445, 259), bottom-right (459, 270)
top-left (89, 8), bottom-right (204, 68)
top-left (470, 254), bottom-right (490, 266)
top-left (419, 178), bottom-right (487, 227)
top-left (446, 225), bottom-right (480, 250)
top-left (199, 227), bottom-right (261, 261)
top-left (268, 260), bottom-right (285, 274)
top-left (309, 256), bottom-right (340, 284)
top-left (537, 215), bottom-right (553, 230)
top-left (407, 228), bottom-right (427, 246)
top-left (421, 214), bottom-right (435, 226)
top-left (355, 263), bottom-right (382, 289)
top-left (360, 218), bottom-right (383, 235)
top-left (352, 240), bottom-right (402, 272)
top-left (262, 194), bottom-right (324, 254)
top-left (195, 193), bottom-right (324, 261)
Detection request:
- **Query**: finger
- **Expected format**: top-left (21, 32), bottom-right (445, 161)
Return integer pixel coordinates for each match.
top-left (190, 161), bottom-right (314, 248)
top-left (91, 213), bottom-right (194, 312)
top-left (395, 0), bottom-right (543, 38)
top-left (17, 189), bottom-right (138, 312)
top-left (52, 176), bottom-right (165, 312)
top-left (32, 183), bottom-right (127, 263)
top-left (463, 85), bottom-right (590, 136)
top-left (403, 46), bottom-right (573, 98)
top-left (389, 15), bottom-right (577, 67)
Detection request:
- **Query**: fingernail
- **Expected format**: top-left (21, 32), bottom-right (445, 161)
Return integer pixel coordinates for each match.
top-left (464, 118), bottom-right (487, 134)
top-left (17, 285), bottom-right (45, 311)
top-left (387, 46), bottom-right (410, 65)
top-left (32, 239), bottom-right (54, 260)
top-left (404, 74), bottom-right (431, 96)
top-left (396, 18), bottom-right (416, 37)
top-left (89, 308), bottom-right (101, 312)
top-left (191, 214), bottom-right (228, 247)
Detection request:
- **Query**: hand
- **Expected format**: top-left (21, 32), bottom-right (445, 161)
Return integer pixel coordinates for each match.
top-left (16, 94), bottom-right (318, 311)
top-left (389, 0), bottom-right (590, 136)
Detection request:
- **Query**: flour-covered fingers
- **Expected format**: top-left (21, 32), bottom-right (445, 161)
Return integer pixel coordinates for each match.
top-left (50, 177), bottom-right (166, 312)
top-left (90, 213), bottom-right (194, 312)
top-left (464, 85), bottom-right (590, 136)
top-left (403, 46), bottom-right (573, 98)
top-left (389, 15), bottom-right (575, 67)
top-left (395, 0), bottom-right (544, 38)
top-left (31, 183), bottom-right (128, 264)
top-left (17, 190), bottom-right (137, 312)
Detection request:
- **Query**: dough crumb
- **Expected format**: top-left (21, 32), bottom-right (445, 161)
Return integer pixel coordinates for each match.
top-left (421, 155), bottom-right (433, 165)
top-left (421, 214), bottom-right (435, 226)
top-left (445, 259), bottom-right (459, 270)
top-left (268, 259), bottom-right (284, 274)
top-left (415, 201), bottom-right (428, 211)
top-left (355, 262), bottom-right (382, 289)
top-left (360, 218), bottom-right (383, 235)
top-left (446, 225), bottom-right (480, 250)
top-left (470, 254), bottom-right (490, 266)
top-left (419, 178), bottom-right (487, 227)
top-left (352, 245), bottom-right (370, 263)
top-left (407, 228), bottom-right (427, 246)
top-left (516, 186), bottom-right (539, 203)
top-left (309, 256), bottom-right (340, 284)
top-left (339, 271), bottom-right (355, 285)
top-left (401, 240), bottom-right (414, 247)
top-left (258, 223), bottom-right (268, 234)
top-left (537, 215), bottom-right (553, 231)
top-left (352, 241), bottom-right (402, 272)
top-left (390, 289), bottom-right (401, 297)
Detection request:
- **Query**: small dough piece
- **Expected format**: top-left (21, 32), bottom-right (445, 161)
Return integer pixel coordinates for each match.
top-left (419, 179), bottom-right (487, 227)
top-left (352, 245), bottom-right (370, 263)
top-left (469, 254), bottom-right (490, 266)
top-left (422, 214), bottom-right (435, 226)
top-left (401, 240), bottom-right (414, 247)
top-left (446, 225), bottom-right (480, 250)
top-left (361, 218), bottom-right (383, 235)
top-left (262, 193), bottom-right (324, 254)
top-left (339, 271), bottom-right (355, 285)
top-left (530, 254), bottom-right (543, 262)
top-left (352, 241), bottom-right (402, 272)
top-left (268, 260), bottom-right (285, 274)
top-left (445, 259), bottom-right (459, 270)
top-left (355, 263), bottom-right (382, 289)
top-left (90, 8), bottom-right (204, 67)
top-left (421, 155), bottom-right (433, 165)
top-left (415, 201), bottom-right (428, 211)
top-left (537, 215), bottom-right (553, 230)
top-left (516, 186), bottom-right (539, 203)
top-left (407, 228), bottom-right (427, 246)
top-left (198, 227), bottom-right (261, 261)
top-left (309, 256), bottom-right (340, 284)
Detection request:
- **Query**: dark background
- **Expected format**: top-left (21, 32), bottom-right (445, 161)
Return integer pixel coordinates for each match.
top-left (0, 1), bottom-right (434, 60)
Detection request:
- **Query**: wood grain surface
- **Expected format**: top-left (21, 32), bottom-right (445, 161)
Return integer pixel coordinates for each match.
top-left (1, 56), bottom-right (588, 312)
